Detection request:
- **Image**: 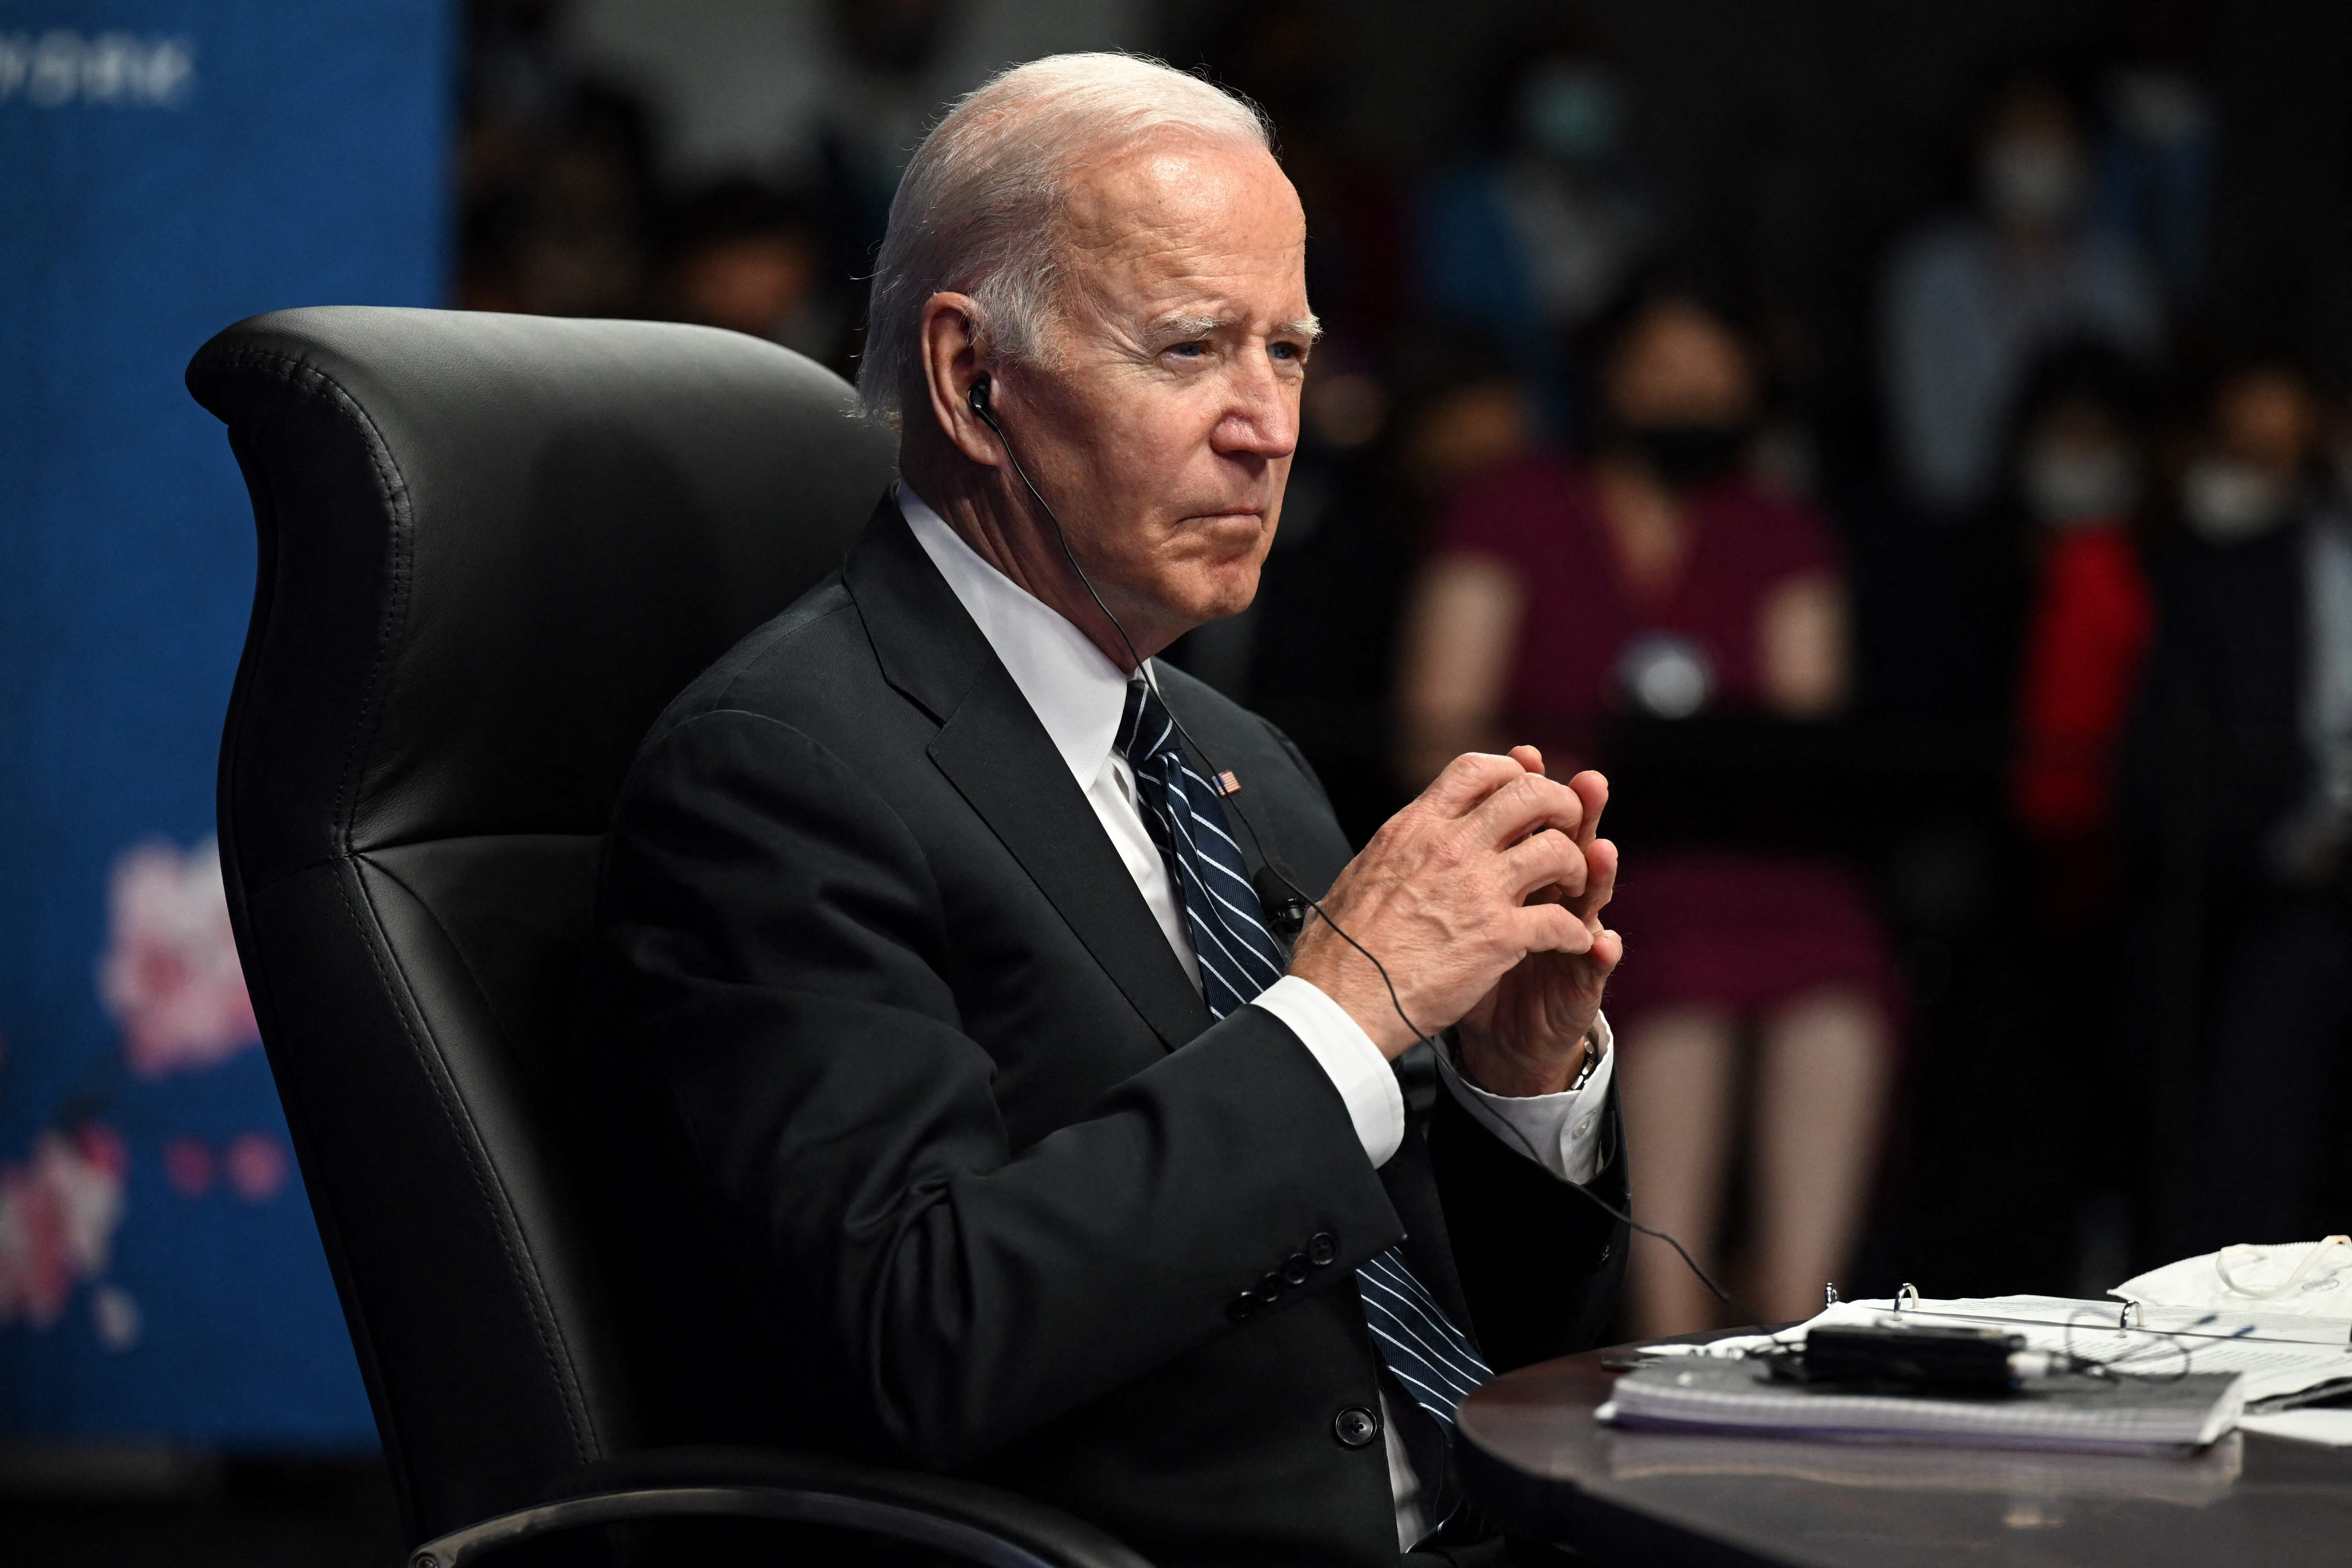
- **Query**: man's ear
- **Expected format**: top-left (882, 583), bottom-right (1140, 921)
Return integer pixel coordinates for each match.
top-left (918, 292), bottom-right (1001, 468)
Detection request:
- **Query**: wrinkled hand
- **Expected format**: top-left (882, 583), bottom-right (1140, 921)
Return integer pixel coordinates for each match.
top-left (1456, 748), bottom-right (1621, 1096)
top-left (1288, 751), bottom-right (1601, 1059)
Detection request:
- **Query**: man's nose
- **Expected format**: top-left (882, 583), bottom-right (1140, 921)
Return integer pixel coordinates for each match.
top-left (1211, 352), bottom-right (1299, 461)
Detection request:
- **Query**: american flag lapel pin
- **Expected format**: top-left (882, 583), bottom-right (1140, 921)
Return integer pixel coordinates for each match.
top-left (1213, 769), bottom-right (1240, 797)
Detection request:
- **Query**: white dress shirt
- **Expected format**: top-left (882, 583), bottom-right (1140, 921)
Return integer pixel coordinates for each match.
top-left (900, 484), bottom-right (1614, 1546)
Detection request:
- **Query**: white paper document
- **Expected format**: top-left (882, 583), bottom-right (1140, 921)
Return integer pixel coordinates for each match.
top-left (2236, 1410), bottom-right (2352, 1447)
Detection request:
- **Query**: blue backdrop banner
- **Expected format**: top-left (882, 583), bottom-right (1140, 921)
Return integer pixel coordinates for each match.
top-left (0, 2), bottom-right (450, 1445)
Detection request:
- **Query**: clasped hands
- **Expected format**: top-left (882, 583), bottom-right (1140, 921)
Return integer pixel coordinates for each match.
top-left (1287, 747), bottom-right (1620, 1098)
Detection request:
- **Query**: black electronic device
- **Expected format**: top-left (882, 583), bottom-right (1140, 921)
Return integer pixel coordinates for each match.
top-left (1770, 1322), bottom-right (2111, 1394)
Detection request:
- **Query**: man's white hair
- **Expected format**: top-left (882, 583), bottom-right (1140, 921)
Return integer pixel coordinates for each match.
top-left (858, 52), bottom-right (1272, 431)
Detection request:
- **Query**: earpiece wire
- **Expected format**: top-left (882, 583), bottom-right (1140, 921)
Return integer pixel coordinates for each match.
top-left (971, 387), bottom-right (1743, 1315)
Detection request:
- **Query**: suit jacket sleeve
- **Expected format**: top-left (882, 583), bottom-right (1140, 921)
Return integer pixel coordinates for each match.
top-left (1428, 1076), bottom-right (1628, 1372)
top-left (595, 708), bottom-right (1405, 1467)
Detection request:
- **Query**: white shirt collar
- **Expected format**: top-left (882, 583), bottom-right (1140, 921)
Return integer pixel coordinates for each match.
top-left (898, 482), bottom-right (1140, 789)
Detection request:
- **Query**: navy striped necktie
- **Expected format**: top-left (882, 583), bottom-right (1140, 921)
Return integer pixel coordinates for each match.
top-left (1115, 675), bottom-right (1494, 1429)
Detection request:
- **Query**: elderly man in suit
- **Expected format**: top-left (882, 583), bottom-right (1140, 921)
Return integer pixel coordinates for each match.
top-left (594, 52), bottom-right (1631, 1566)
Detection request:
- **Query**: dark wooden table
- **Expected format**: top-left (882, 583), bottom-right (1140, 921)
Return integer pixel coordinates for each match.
top-left (1458, 1336), bottom-right (2352, 1566)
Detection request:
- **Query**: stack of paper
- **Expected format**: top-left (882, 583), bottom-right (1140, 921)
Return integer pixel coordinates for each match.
top-left (1609, 1292), bottom-right (2352, 1453)
top-left (1599, 1356), bottom-right (2243, 1453)
top-left (1601, 1424), bottom-right (2246, 1504)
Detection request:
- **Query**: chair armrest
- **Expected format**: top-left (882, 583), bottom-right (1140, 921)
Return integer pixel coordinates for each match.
top-left (407, 1445), bottom-right (1154, 1568)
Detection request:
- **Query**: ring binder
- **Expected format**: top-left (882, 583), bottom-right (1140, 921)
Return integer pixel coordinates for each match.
top-left (1640, 1293), bottom-right (2352, 1410)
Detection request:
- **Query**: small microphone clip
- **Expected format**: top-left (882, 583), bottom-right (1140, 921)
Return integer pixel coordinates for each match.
top-left (1252, 864), bottom-right (1309, 946)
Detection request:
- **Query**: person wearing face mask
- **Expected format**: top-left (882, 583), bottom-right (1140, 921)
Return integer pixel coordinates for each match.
top-left (1881, 71), bottom-right (2164, 519)
top-left (2007, 346), bottom-right (2158, 855)
top-left (1996, 347), bottom-right (2159, 1285)
top-left (2123, 358), bottom-right (2352, 1258)
top-left (1397, 278), bottom-right (1897, 1337)
top-left (1419, 12), bottom-right (1660, 439)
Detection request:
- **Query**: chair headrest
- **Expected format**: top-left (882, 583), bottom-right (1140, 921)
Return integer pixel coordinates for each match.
top-left (190, 307), bottom-right (898, 887)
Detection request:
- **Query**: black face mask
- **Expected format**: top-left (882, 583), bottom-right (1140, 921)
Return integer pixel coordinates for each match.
top-left (1624, 422), bottom-right (1748, 490)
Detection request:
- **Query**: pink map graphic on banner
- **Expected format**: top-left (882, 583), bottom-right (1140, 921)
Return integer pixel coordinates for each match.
top-left (0, 838), bottom-right (277, 1336)
top-left (0, 1125), bottom-right (127, 1329)
top-left (97, 835), bottom-right (260, 1078)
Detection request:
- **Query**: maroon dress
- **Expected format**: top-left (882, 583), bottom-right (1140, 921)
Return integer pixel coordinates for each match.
top-left (1437, 453), bottom-right (1895, 1029)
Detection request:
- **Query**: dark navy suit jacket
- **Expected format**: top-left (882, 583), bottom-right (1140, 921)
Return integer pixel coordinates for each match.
top-left (590, 501), bottom-right (1627, 1566)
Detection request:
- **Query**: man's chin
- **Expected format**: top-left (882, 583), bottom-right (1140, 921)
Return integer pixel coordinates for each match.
top-left (1180, 567), bottom-right (1263, 625)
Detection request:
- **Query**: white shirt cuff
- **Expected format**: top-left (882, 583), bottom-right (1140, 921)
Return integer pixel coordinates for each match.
top-left (1435, 1015), bottom-right (1615, 1185)
top-left (1249, 975), bottom-right (1405, 1168)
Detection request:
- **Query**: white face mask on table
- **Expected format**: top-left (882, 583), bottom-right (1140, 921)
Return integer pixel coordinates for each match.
top-left (2116, 1237), bottom-right (2352, 1317)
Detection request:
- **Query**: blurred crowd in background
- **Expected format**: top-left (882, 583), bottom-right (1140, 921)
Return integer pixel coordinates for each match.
top-left (457, 0), bottom-right (2352, 1333)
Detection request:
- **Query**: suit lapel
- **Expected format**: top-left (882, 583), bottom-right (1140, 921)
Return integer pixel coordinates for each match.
top-left (930, 680), bottom-right (1216, 1051)
top-left (845, 501), bottom-right (1213, 1051)
top-left (1182, 745), bottom-right (1273, 884)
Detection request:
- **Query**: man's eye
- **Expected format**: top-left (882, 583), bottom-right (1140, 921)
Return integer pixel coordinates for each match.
top-left (1168, 341), bottom-right (1207, 359)
top-left (1271, 341), bottom-right (1303, 362)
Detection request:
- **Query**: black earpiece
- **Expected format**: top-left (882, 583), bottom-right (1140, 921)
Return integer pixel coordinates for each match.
top-left (968, 373), bottom-right (993, 421)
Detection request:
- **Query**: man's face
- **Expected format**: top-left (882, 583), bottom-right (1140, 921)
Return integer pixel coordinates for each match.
top-left (1001, 135), bottom-right (1312, 639)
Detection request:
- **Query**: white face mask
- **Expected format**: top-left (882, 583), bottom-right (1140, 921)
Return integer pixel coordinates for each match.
top-left (1980, 133), bottom-right (2086, 231)
top-left (2181, 457), bottom-right (2295, 543)
top-left (2021, 441), bottom-right (2139, 530)
top-left (2116, 1238), bottom-right (2352, 1319)
top-left (1517, 61), bottom-right (1625, 164)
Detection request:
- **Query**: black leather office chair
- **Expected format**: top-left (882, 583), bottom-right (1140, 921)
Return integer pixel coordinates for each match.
top-left (189, 308), bottom-right (1151, 1568)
